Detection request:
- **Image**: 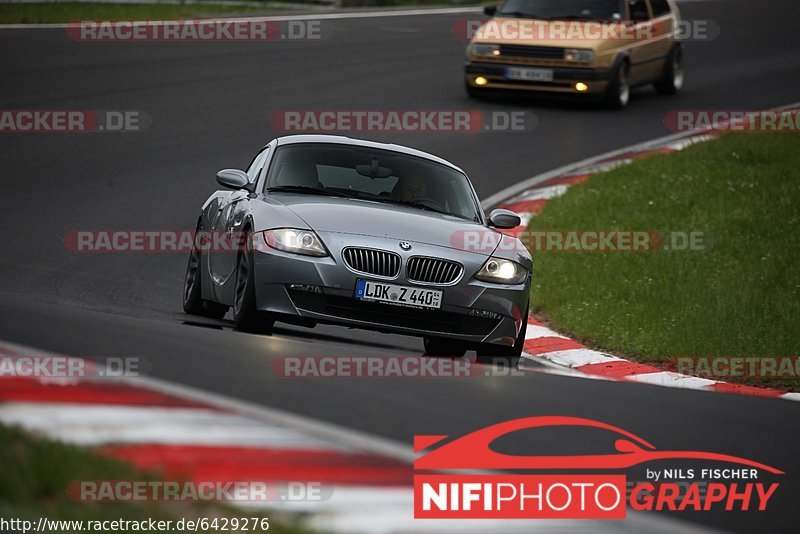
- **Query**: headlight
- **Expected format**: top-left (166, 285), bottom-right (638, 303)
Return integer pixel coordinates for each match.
top-left (468, 43), bottom-right (501, 57)
top-left (262, 228), bottom-right (328, 257)
top-left (564, 48), bottom-right (595, 63)
top-left (475, 258), bottom-right (527, 284)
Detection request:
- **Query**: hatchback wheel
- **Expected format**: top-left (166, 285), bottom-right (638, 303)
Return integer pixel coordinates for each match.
top-left (604, 60), bottom-right (630, 110)
top-left (654, 45), bottom-right (684, 95)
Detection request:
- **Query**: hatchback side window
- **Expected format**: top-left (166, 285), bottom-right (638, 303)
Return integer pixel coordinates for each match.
top-left (628, 0), bottom-right (650, 21)
top-left (649, 0), bottom-right (671, 17)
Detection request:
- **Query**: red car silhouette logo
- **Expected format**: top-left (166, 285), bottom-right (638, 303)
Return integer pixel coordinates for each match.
top-left (414, 416), bottom-right (783, 474)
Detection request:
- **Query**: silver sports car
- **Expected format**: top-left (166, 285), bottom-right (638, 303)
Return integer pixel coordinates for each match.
top-left (183, 135), bottom-right (531, 360)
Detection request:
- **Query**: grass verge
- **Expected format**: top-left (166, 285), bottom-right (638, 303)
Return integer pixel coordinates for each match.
top-left (0, 1), bottom-right (482, 24)
top-left (527, 132), bottom-right (800, 389)
top-left (0, 424), bottom-right (307, 533)
top-left (0, 2), bottom-right (277, 24)
top-left (340, 0), bottom-right (479, 6)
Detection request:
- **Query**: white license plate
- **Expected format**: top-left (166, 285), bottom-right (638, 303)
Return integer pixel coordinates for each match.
top-left (355, 279), bottom-right (442, 310)
top-left (504, 67), bottom-right (554, 82)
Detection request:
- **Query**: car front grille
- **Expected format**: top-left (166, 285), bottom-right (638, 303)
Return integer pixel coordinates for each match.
top-left (406, 257), bottom-right (463, 285)
top-left (342, 247), bottom-right (401, 278)
top-left (499, 44), bottom-right (565, 59)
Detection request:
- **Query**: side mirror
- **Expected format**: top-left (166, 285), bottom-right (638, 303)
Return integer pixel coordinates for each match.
top-left (483, 5), bottom-right (497, 16)
top-left (216, 169), bottom-right (249, 190)
top-left (487, 208), bottom-right (521, 229)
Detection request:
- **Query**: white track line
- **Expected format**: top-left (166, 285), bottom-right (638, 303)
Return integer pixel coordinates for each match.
top-left (508, 184), bottom-right (570, 202)
top-left (0, 401), bottom-right (347, 448)
top-left (524, 324), bottom-right (569, 340)
top-left (529, 348), bottom-right (623, 368)
top-left (0, 339), bottom-right (413, 461)
top-left (624, 372), bottom-right (718, 389)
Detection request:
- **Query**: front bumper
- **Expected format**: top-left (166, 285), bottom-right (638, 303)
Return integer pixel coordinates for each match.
top-left (250, 232), bottom-right (530, 347)
top-left (465, 61), bottom-right (612, 94)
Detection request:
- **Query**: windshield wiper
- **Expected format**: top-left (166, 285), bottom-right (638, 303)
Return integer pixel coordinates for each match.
top-left (543, 14), bottom-right (589, 21)
top-left (497, 11), bottom-right (538, 18)
top-left (266, 185), bottom-right (356, 198)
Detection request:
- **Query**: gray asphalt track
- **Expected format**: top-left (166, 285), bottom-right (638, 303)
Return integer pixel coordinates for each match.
top-left (1, 1), bottom-right (799, 532)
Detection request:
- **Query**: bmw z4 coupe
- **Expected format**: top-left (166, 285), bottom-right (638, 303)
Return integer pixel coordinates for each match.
top-left (183, 135), bottom-right (531, 360)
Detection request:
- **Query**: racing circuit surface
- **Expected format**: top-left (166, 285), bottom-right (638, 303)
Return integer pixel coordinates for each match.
top-left (1, 0), bottom-right (800, 532)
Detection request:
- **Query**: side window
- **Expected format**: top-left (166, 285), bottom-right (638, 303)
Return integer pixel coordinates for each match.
top-left (628, 0), bottom-right (650, 21)
top-left (649, 0), bottom-right (671, 17)
top-left (246, 148), bottom-right (269, 183)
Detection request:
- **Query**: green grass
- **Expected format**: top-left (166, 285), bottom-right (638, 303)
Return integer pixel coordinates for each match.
top-left (0, 3), bottom-right (278, 24)
top-left (0, 424), bottom-right (307, 533)
top-left (527, 132), bottom-right (800, 388)
top-left (0, 1), bottom-right (483, 24)
top-left (340, 0), bottom-right (480, 6)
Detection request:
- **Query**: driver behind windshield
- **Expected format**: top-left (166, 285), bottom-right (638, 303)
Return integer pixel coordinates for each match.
top-left (390, 174), bottom-right (429, 202)
top-left (497, 0), bottom-right (622, 20)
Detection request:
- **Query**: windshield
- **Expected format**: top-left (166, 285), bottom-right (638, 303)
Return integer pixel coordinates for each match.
top-left (265, 143), bottom-right (482, 222)
top-left (497, 0), bottom-right (624, 20)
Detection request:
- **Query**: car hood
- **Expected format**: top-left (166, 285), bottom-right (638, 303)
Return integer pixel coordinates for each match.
top-left (267, 194), bottom-right (497, 255)
top-left (473, 18), bottom-right (625, 50)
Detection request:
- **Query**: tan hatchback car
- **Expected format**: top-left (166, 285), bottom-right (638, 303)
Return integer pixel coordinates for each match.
top-left (464, 0), bottom-right (684, 108)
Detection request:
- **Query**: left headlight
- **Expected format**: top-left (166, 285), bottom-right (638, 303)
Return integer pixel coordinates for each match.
top-left (468, 43), bottom-right (501, 57)
top-left (475, 257), bottom-right (527, 284)
top-left (262, 228), bottom-right (328, 257)
top-left (563, 48), bottom-right (595, 63)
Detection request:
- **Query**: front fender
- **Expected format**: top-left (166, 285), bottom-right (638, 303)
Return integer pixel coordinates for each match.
top-left (491, 233), bottom-right (533, 272)
top-left (248, 195), bottom-right (315, 233)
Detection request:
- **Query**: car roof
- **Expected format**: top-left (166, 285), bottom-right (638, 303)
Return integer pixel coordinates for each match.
top-left (271, 134), bottom-right (465, 174)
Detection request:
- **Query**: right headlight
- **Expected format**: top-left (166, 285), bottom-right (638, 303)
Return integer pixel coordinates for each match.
top-left (468, 43), bottom-right (501, 57)
top-left (262, 228), bottom-right (328, 257)
top-left (474, 257), bottom-right (527, 284)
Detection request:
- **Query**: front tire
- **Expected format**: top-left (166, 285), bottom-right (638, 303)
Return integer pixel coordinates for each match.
top-left (183, 223), bottom-right (229, 319)
top-left (604, 60), bottom-right (630, 110)
top-left (654, 45), bottom-right (684, 95)
top-left (233, 229), bottom-right (275, 334)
